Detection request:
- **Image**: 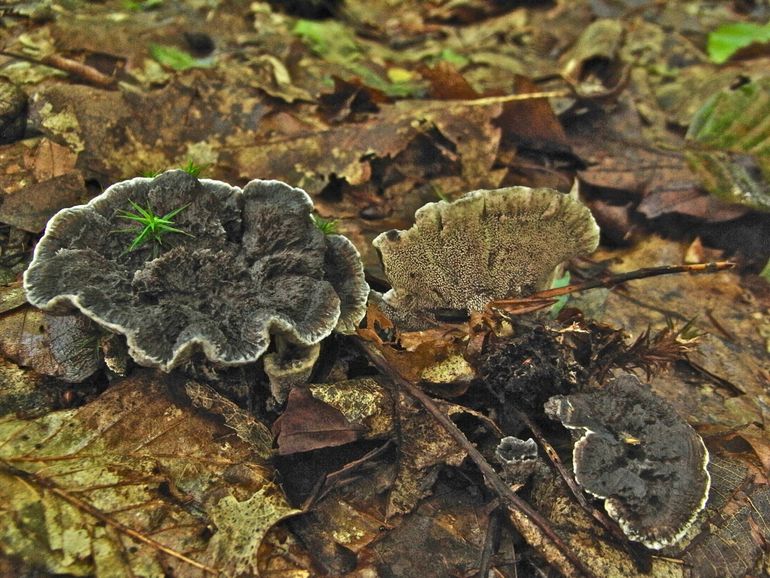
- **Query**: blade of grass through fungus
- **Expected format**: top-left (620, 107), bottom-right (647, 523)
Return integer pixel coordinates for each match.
top-left (115, 201), bottom-right (193, 253)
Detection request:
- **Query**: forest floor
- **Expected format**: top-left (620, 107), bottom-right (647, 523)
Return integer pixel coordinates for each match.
top-left (0, 0), bottom-right (769, 576)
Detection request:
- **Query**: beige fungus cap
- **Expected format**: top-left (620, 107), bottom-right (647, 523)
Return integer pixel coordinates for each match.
top-left (373, 186), bottom-right (600, 315)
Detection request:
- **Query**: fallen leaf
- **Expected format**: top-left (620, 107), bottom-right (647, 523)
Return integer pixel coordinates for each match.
top-left (149, 44), bottom-right (214, 71)
top-left (0, 137), bottom-right (86, 232)
top-left (0, 283), bottom-right (27, 315)
top-left (387, 394), bottom-right (467, 517)
top-left (561, 18), bottom-right (626, 96)
top-left (0, 356), bottom-right (64, 418)
top-left (320, 76), bottom-right (384, 117)
top-left (497, 75), bottom-right (570, 153)
top-left (682, 484), bottom-right (770, 578)
top-left (273, 387), bottom-right (368, 455)
top-left (364, 482), bottom-right (493, 576)
top-left (230, 98), bottom-right (501, 198)
top-left (0, 306), bottom-right (100, 383)
top-left (734, 424), bottom-right (770, 472)
top-left (685, 77), bottom-right (770, 212)
top-left (184, 381), bottom-right (274, 460)
top-left (204, 486), bottom-right (300, 577)
top-left (0, 370), bottom-right (294, 576)
top-left (419, 61), bottom-right (479, 100)
top-left (707, 21), bottom-right (770, 64)
top-left (309, 378), bottom-right (395, 440)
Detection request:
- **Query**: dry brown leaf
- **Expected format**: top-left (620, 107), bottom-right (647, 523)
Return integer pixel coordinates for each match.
top-left (0, 306), bottom-right (100, 382)
top-left (0, 137), bottom-right (86, 232)
top-left (273, 386), bottom-right (367, 455)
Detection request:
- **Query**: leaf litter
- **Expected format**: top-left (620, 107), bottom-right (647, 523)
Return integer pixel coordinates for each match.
top-left (0, 0), bottom-right (769, 576)
top-left (0, 370), bottom-right (296, 576)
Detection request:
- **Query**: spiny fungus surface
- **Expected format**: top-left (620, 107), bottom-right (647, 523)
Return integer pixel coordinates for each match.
top-left (373, 186), bottom-right (599, 318)
top-left (24, 170), bottom-right (369, 372)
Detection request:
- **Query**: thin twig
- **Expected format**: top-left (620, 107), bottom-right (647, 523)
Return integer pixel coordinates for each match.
top-left (705, 309), bottom-right (737, 342)
top-left (1, 459), bottom-right (219, 575)
top-left (0, 50), bottom-right (116, 88)
top-left (513, 409), bottom-right (628, 544)
top-left (356, 338), bottom-right (596, 578)
top-left (440, 90), bottom-right (573, 107)
top-left (488, 262), bottom-right (735, 314)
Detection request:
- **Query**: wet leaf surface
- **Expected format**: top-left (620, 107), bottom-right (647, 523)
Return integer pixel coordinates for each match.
top-left (593, 237), bottom-right (769, 426)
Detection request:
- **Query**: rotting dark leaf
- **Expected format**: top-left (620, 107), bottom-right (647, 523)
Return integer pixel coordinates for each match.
top-left (387, 393), bottom-right (467, 517)
top-left (229, 99), bottom-right (502, 199)
top-left (497, 75), bottom-right (571, 154)
top-left (318, 76), bottom-right (384, 122)
top-left (0, 357), bottom-right (65, 418)
top-left (0, 78), bottom-right (28, 145)
top-left (682, 484), bottom-right (770, 578)
top-left (308, 378), bottom-right (395, 440)
top-left (203, 485), bottom-right (300, 577)
top-left (273, 386), bottom-right (367, 455)
top-left (0, 283), bottom-right (27, 315)
top-left (365, 482), bottom-right (492, 576)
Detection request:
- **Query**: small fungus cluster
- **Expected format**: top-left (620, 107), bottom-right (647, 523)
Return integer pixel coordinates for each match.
top-left (24, 170), bottom-right (368, 400)
top-left (25, 176), bottom-right (712, 551)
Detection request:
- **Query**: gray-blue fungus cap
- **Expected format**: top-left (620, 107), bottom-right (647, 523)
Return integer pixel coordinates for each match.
top-left (24, 170), bottom-right (369, 371)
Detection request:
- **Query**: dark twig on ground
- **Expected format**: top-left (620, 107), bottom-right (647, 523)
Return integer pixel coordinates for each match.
top-left (488, 262), bottom-right (735, 316)
top-left (356, 338), bottom-right (597, 578)
top-left (0, 50), bottom-right (117, 88)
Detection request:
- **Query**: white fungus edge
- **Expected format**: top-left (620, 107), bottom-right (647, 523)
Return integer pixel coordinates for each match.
top-left (23, 174), bottom-right (348, 372)
top-left (564, 413), bottom-right (711, 550)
